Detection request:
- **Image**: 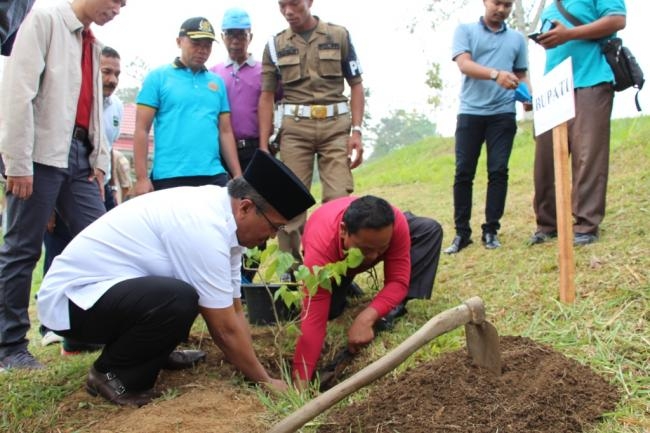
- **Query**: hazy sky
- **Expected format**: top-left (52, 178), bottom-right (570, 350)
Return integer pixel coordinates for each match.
top-left (5, 0), bottom-right (648, 136)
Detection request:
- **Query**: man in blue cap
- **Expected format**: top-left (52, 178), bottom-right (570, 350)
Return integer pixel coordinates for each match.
top-left (211, 8), bottom-right (261, 173)
top-left (211, 8), bottom-right (269, 282)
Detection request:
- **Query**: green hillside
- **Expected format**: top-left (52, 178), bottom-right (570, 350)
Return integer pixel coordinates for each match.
top-left (310, 116), bottom-right (650, 433)
top-left (1, 116), bottom-right (648, 433)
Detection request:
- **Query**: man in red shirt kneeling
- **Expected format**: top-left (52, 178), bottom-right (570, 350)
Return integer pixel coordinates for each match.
top-left (292, 195), bottom-right (442, 387)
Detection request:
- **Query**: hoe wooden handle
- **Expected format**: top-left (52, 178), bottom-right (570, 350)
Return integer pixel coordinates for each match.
top-left (267, 296), bottom-right (486, 433)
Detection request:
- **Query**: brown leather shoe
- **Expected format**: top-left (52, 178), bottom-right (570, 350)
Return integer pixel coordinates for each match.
top-left (163, 349), bottom-right (206, 370)
top-left (85, 366), bottom-right (158, 407)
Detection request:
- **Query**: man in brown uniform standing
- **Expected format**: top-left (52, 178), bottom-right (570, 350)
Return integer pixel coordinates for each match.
top-left (258, 0), bottom-right (364, 271)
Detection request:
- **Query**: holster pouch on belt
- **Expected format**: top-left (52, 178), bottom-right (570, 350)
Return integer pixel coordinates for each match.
top-left (270, 105), bottom-right (284, 154)
top-left (269, 129), bottom-right (282, 155)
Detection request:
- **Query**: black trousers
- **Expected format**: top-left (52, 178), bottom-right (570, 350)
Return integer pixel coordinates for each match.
top-left (152, 173), bottom-right (229, 190)
top-left (329, 213), bottom-right (443, 319)
top-left (57, 277), bottom-right (199, 391)
top-left (453, 113), bottom-right (517, 238)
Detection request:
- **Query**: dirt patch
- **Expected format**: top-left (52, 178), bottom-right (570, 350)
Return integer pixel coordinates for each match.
top-left (53, 329), bottom-right (283, 433)
top-left (50, 334), bottom-right (619, 433)
top-left (318, 336), bottom-right (620, 433)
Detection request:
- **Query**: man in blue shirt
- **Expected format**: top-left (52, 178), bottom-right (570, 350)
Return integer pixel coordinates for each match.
top-left (530, 0), bottom-right (626, 246)
top-left (133, 17), bottom-right (241, 195)
top-left (445, 0), bottom-right (531, 254)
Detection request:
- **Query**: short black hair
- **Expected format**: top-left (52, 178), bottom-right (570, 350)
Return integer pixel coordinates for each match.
top-left (101, 46), bottom-right (120, 59)
top-left (342, 195), bottom-right (395, 234)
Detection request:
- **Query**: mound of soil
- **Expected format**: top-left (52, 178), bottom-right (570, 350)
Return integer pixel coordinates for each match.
top-left (318, 336), bottom-right (620, 433)
top-left (51, 333), bottom-right (618, 433)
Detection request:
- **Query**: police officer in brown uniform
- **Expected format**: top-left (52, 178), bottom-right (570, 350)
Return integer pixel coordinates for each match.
top-left (258, 0), bottom-right (365, 267)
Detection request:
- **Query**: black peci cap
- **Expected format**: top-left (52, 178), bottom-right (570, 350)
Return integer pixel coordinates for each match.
top-left (243, 150), bottom-right (315, 220)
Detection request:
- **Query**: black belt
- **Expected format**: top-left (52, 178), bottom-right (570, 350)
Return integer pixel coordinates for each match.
top-left (72, 125), bottom-right (89, 142)
top-left (236, 138), bottom-right (259, 149)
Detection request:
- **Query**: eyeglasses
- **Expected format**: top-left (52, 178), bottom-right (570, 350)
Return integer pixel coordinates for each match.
top-left (223, 30), bottom-right (250, 41)
top-left (257, 206), bottom-right (286, 232)
top-left (247, 198), bottom-right (286, 232)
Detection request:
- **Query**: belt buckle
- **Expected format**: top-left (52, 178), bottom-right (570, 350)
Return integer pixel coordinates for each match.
top-left (310, 105), bottom-right (327, 119)
top-left (237, 139), bottom-right (246, 149)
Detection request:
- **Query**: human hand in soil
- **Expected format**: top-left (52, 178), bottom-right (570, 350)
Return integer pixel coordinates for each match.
top-left (263, 377), bottom-right (289, 393)
top-left (347, 308), bottom-right (378, 353)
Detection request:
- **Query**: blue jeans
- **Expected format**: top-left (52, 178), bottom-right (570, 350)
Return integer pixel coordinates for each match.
top-left (453, 113), bottom-right (517, 239)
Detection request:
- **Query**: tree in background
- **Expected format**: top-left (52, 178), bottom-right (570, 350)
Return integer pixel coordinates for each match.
top-left (419, 0), bottom-right (546, 103)
top-left (369, 109), bottom-right (437, 159)
top-left (116, 56), bottom-right (150, 104)
top-left (510, 0), bottom-right (546, 34)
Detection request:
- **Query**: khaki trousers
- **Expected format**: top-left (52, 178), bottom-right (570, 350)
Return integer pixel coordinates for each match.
top-left (277, 114), bottom-right (354, 262)
top-left (533, 83), bottom-right (614, 234)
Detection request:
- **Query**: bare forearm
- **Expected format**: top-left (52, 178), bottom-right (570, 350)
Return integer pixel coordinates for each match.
top-left (219, 132), bottom-right (242, 178)
top-left (538, 16), bottom-right (626, 49)
top-left (258, 92), bottom-right (275, 151)
top-left (457, 56), bottom-right (499, 80)
top-left (563, 15), bottom-right (626, 41)
top-left (133, 131), bottom-right (149, 180)
top-left (201, 308), bottom-right (271, 383)
top-left (349, 83), bottom-right (364, 127)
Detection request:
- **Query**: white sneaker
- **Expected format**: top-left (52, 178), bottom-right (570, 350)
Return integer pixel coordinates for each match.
top-left (41, 330), bottom-right (64, 346)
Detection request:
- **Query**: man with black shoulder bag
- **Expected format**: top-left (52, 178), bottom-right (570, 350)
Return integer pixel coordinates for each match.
top-left (529, 0), bottom-right (626, 247)
top-left (553, 0), bottom-right (643, 110)
top-left (600, 37), bottom-right (643, 110)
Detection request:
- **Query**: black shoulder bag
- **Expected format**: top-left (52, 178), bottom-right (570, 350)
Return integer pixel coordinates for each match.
top-left (555, 0), bottom-right (644, 111)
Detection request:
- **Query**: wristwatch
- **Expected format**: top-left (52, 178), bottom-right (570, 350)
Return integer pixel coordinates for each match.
top-left (351, 125), bottom-right (363, 135)
top-left (490, 69), bottom-right (500, 81)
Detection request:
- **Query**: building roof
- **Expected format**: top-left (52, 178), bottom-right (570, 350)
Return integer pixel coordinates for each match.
top-left (113, 103), bottom-right (153, 154)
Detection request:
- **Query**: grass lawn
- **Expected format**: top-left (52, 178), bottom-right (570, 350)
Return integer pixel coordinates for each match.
top-left (1, 116), bottom-right (648, 433)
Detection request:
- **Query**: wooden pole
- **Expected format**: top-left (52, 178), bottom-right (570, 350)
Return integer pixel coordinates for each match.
top-left (552, 122), bottom-right (575, 303)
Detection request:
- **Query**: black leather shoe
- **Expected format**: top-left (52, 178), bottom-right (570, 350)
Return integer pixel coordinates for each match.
top-left (482, 233), bottom-right (501, 249)
top-left (528, 230), bottom-right (557, 246)
top-left (444, 236), bottom-right (472, 254)
top-left (86, 366), bottom-right (158, 407)
top-left (163, 349), bottom-right (206, 370)
top-left (574, 232), bottom-right (598, 246)
top-left (374, 302), bottom-right (408, 333)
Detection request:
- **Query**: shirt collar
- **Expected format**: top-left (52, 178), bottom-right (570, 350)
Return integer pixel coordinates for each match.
top-left (479, 16), bottom-right (507, 34)
top-left (224, 54), bottom-right (257, 69)
top-left (287, 16), bottom-right (324, 39)
top-left (172, 57), bottom-right (208, 72)
top-left (61, 2), bottom-right (84, 34)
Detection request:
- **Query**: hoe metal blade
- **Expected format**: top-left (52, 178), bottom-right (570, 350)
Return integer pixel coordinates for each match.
top-left (465, 320), bottom-right (502, 376)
